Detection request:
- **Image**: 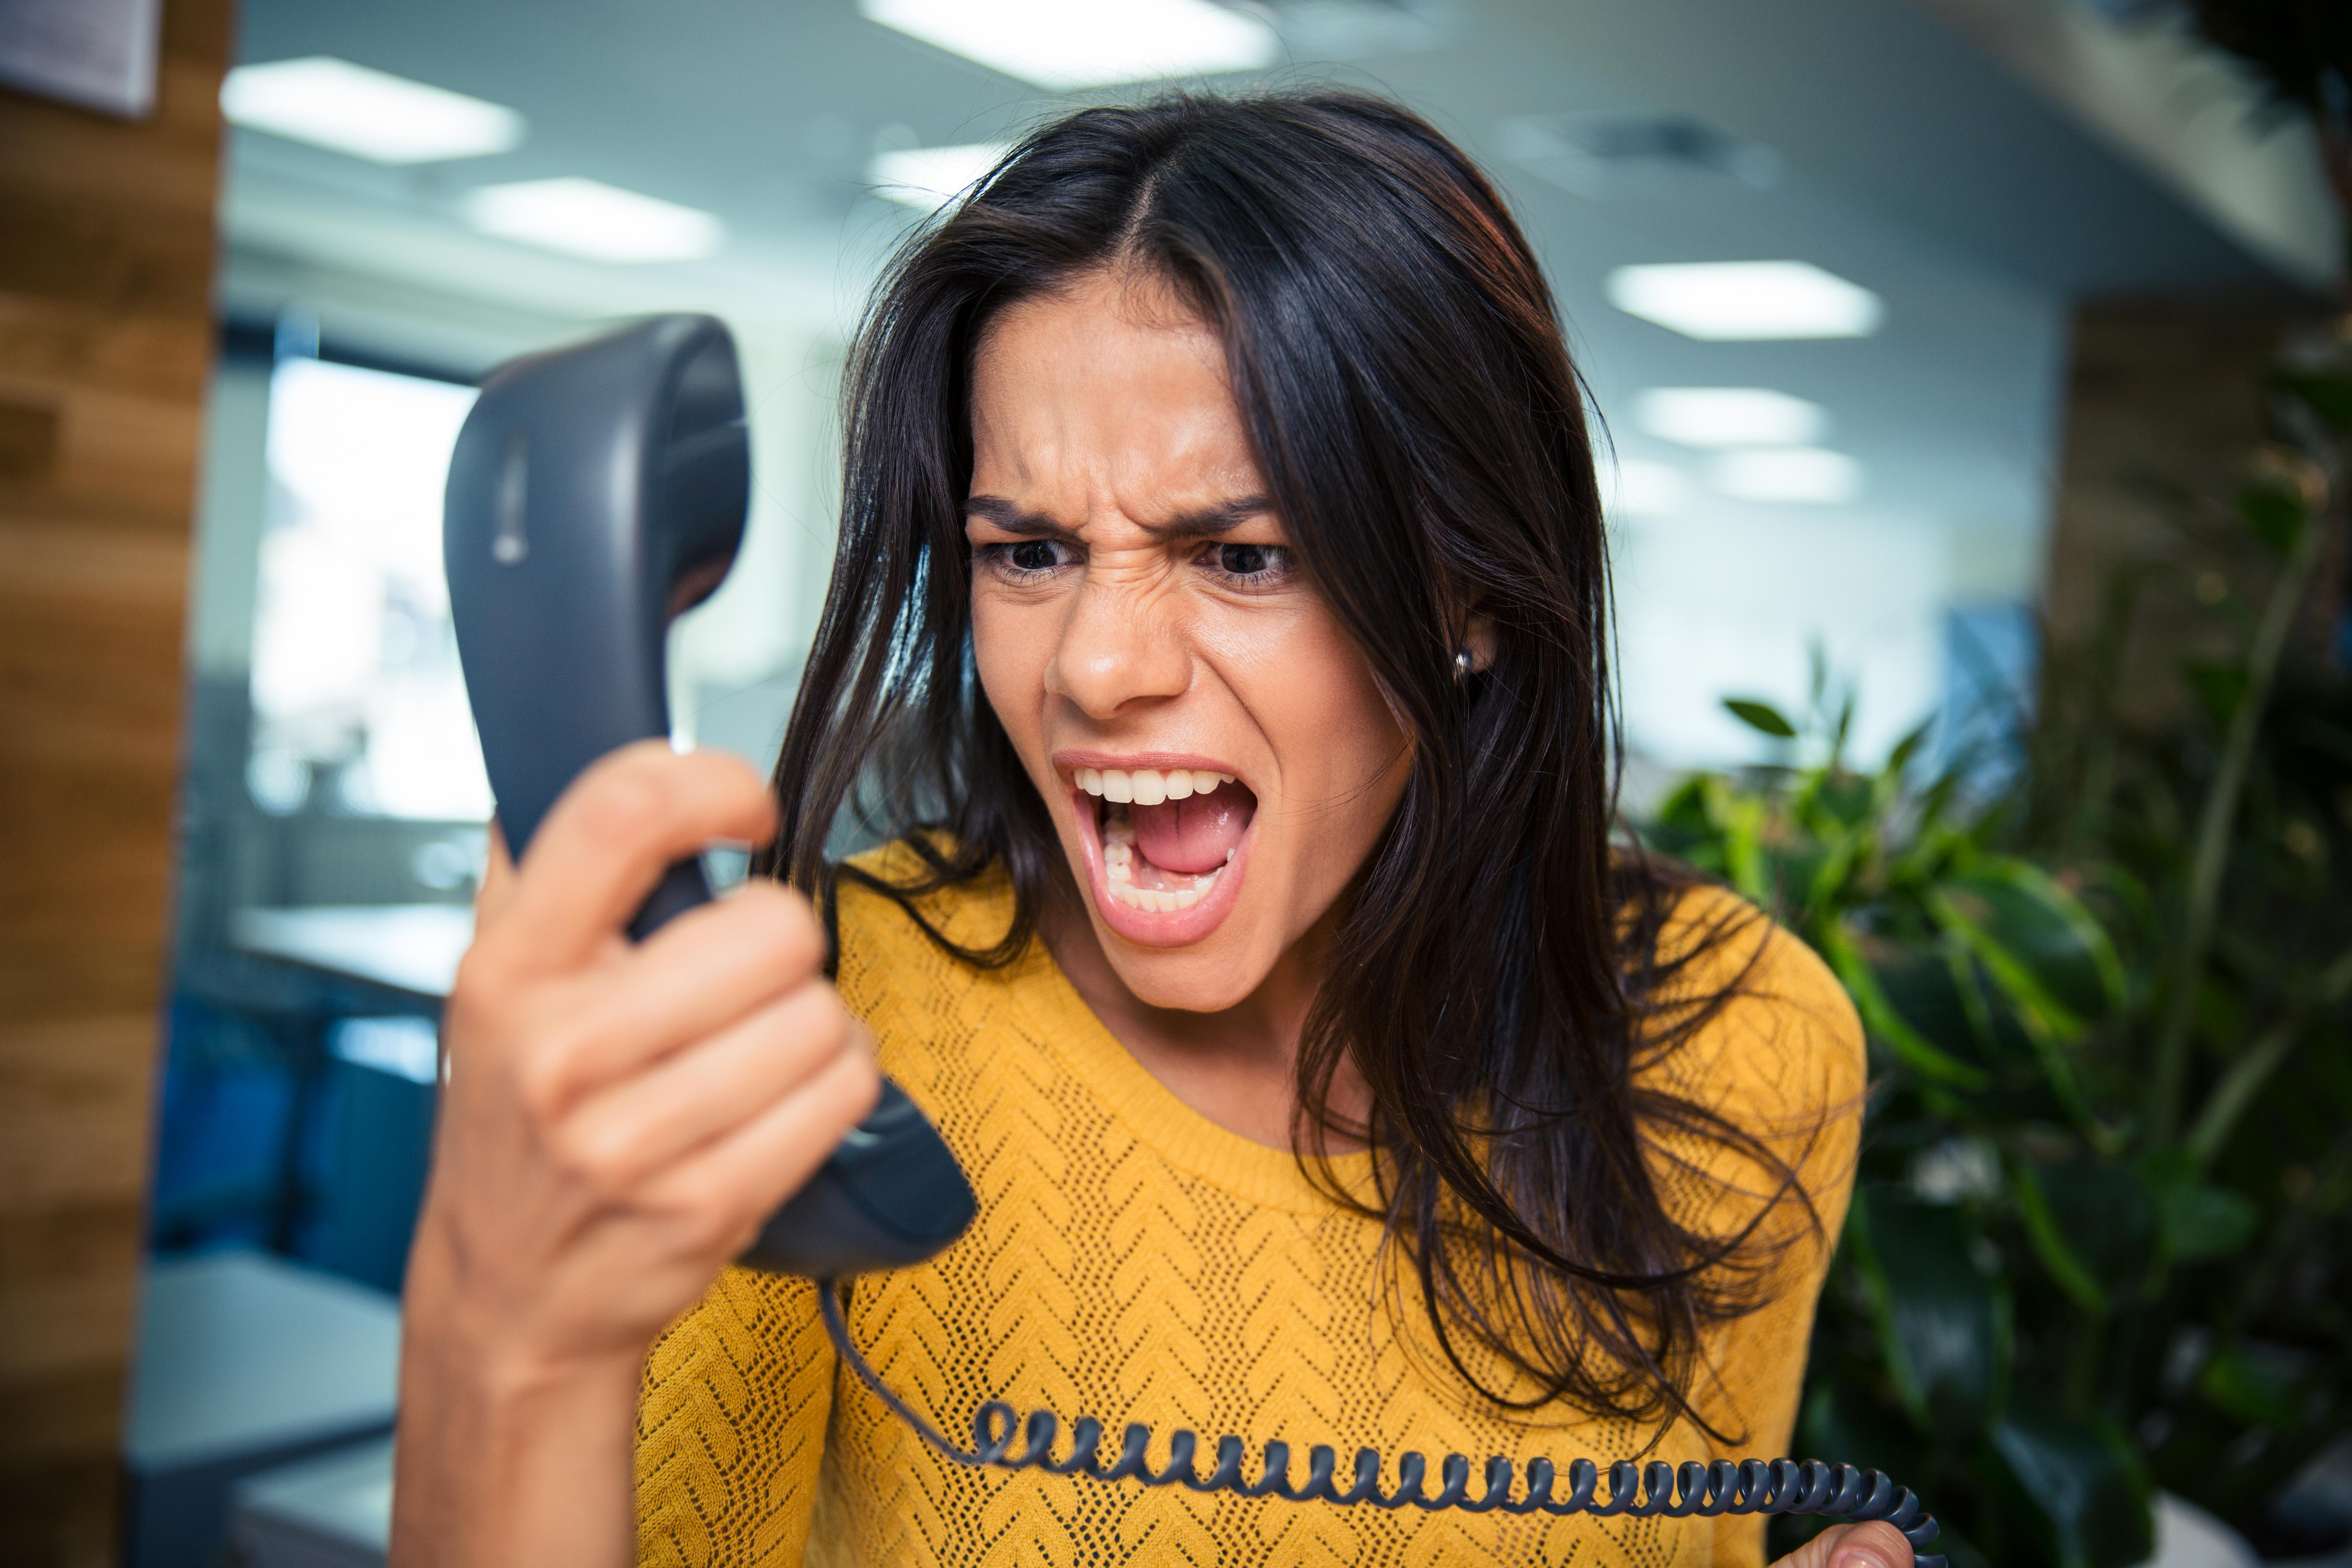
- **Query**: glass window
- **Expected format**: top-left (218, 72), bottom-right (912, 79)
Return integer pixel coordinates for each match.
top-left (247, 357), bottom-right (489, 822)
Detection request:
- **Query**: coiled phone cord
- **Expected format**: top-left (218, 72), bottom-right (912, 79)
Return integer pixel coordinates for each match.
top-left (817, 1281), bottom-right (1945, 1568)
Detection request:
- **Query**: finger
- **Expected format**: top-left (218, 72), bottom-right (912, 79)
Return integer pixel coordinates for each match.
top-left (559, 978), bottom-right (856, 1189)
top-left (1772, 1521), bottom-right (1914, 1568)
top-left (642, 1048), bottom-right (882, 1252)
top-left (1833, 1522), bottom-right (1915, 1568)
top-left (523, 885), bottom-right (828, 1102)
top-left (490, 742), bottom-right (779, 973)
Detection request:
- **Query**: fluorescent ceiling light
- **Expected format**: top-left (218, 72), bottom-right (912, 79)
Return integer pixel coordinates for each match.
top-left (1608, 460), bottom-right (1691, 518)
top-left (861, 0), bottom-right (1279, 90)
top-left (1637, 388), bottom-right (1828, 449)
top-left (464, 178), bottom-right (724, 264)
top-left (1607, 261), bottom-right (1883, 341)
top-left (222, 57), bottom-right (524, 164)
top-left (1711, 448), bottom-right (1864, 504)
top-left (871, 143), bottom-right (1011, 213)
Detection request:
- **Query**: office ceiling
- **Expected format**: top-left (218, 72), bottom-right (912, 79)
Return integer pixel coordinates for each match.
top-left (215, 0), bottom-right (2339, 709)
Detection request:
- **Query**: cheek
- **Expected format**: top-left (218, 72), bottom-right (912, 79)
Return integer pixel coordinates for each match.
top-left (1226, 606), bottom-right (1408, 828)
top-left (971, 590), bottom-right (1054, 753)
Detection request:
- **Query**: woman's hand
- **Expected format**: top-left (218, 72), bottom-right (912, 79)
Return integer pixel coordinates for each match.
top-left (1768, 1521), bottom-right (1918, 1568)
top-left (390, 742), bottom-right (880, 1568)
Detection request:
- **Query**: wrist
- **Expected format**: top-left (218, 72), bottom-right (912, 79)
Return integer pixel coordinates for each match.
top-left (393, 1240), bottom-right (644, 1568)
top-left (400, 1206), bottom-right (646, 1394)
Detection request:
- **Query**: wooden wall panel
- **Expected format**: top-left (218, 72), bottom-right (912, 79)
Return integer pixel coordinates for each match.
top-left (0, 2), bottom-right (236, 1563)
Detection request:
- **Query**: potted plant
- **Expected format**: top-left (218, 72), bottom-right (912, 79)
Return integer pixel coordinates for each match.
top-left (1639, 363), bottom-right (2352, 1568)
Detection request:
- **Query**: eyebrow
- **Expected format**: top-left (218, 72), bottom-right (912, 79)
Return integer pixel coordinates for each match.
top-left (964, 493), bottom-right (1273, 541)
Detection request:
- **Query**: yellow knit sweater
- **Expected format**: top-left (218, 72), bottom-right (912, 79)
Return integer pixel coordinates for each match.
top-left (635, 849), bottom-right (1862, 1568)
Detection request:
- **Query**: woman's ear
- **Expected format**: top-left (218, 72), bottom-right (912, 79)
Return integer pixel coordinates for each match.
top-left (1461, 612), bottom-right (1497, 675)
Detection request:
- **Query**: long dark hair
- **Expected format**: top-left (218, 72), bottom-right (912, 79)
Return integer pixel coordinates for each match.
top-left (760, 90), bottom-right (1802, 1437)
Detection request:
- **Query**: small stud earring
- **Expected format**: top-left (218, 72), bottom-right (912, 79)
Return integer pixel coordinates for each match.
top-left (1453, 648), bottom-right (1473, 679)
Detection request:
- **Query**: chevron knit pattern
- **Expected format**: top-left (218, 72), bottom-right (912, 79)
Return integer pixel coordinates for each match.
top-left (636, 848), bottom-right (1862, 1568)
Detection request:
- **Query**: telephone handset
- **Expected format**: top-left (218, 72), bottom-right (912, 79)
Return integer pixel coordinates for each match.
top-left (444, 312), bottom-right (977, 1278)
top-left (446, 316), bottom-right (1944, 1563)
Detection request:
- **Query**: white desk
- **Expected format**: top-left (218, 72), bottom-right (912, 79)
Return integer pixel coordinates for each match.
top-left (128, 1250), bottom-right (401, 1474)
top-left (235, 1439), bottom-right (393, 1568)
top-left (125, 1250), bottom-right (402, 1568)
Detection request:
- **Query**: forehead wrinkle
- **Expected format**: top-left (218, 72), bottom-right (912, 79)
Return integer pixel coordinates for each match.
top-left (971, 273), bottom-right (1259, 546)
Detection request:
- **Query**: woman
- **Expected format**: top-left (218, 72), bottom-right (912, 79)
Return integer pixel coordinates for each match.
top-left (393, 92), bottom-right (1897, 1568)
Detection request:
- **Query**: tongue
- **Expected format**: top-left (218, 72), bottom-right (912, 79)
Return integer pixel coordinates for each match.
top-left (1131, 786), bottom-right (1255, 876)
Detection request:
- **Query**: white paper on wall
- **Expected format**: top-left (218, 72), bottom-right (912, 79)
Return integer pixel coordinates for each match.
top-left (0, 0), bottom-right (164, 119)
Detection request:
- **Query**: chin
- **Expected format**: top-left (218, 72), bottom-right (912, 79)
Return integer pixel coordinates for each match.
top-left (1093, 920), bottom-right (1288, 1013)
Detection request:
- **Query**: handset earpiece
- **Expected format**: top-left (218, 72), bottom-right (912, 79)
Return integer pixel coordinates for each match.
top-left (446, 313), bottom-right (977, 1275)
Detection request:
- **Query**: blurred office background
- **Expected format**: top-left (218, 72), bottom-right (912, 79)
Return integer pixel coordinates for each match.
top-left (0, 0), bottom-right (2341, 1563)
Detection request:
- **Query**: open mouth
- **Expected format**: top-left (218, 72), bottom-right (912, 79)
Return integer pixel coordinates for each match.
top-left (1068, 762), bottom-right (1258, 940)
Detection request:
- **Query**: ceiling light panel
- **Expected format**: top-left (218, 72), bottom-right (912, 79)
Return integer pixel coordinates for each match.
top-left (1711, 448), bottom-right (1864, 504)
top-left (871, 143), bottom-right (1012, 213)
top-left (1637, 388), bottom-right (1828, 449)
top-left (464, 179), bottom-right (724, 264)
top-left (1607, 261), bottom-right (1884, 341)
top-left (1608, 460), bottom-right (1692, 518)
top-left (222, 58), bottom-right (525, 164)
top-left (861, 0), bottom-right (1279, 90)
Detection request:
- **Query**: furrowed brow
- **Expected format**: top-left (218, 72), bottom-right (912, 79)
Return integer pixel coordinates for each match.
top-left (964, 493), bottom-right (1274, 542)
top-left (964, 495), bottom-right (1081, 540)
top-left (1141, 496), bottom-right (1273, 541)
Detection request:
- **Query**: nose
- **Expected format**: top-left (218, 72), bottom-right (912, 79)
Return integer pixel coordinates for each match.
top-left (1045, 572), bottom-right (1189, 720)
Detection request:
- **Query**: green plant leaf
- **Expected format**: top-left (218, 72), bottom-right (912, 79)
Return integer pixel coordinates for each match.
top-left (1988, 1400), bottom-right (2154, 1568)
top-left (2186, 660), bottom-right (2252, 726)
top-left (1799, 1378), bottom-right (1928, 1481)
top-left (1849, 1185), bottom-right (2007, 1437)
top-left (1926, 884), bottom-right (2124, 1147)
top-left (1811, 772), bottom-right (1878, 831)
top-left (1651, 775), bottom-right (1715, 833)
top-left (2196, 1340), bottom-right (2308, 1428)
top-left (2156, 1180), bottom-right (2259, 1265)
top-left (1724, 697), bottom-right (1798, 739)
top-left (1886, 717), bottom-right (1933, 780)
top-left (1938, 869), bottom-right (2118, 1028)
top-left (2008, 1155), bottom-right (2158, 1312)
top-left (2238, 479), bottom-right (2308, 557)
top-left (2276, 369), bottom-right (2352, 433)
top-left (1823, 927), bottom-right (1990, 1087)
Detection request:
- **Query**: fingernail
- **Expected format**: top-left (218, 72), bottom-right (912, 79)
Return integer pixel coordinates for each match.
top-left (1835, 1551), bottom-right (1890, 1568)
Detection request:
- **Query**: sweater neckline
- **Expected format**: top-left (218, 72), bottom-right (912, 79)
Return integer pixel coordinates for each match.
top-left (1004, 938), bottom-right (1381, 1217)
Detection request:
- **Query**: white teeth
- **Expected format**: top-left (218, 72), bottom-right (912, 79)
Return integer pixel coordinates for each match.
top-left (1103, 862), bottom-right (1220, 912)
top-left (1074, 766), bottom-right (1237, 800)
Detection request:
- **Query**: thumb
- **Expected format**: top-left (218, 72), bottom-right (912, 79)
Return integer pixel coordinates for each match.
top-left (1771, 1521), bottom-right (1915, 1568)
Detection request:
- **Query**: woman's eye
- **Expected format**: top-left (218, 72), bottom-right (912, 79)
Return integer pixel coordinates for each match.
top-left (1205, 541), bottom-right (1291, 581)
top-left (980, 538), bottom-right (1071, 577)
